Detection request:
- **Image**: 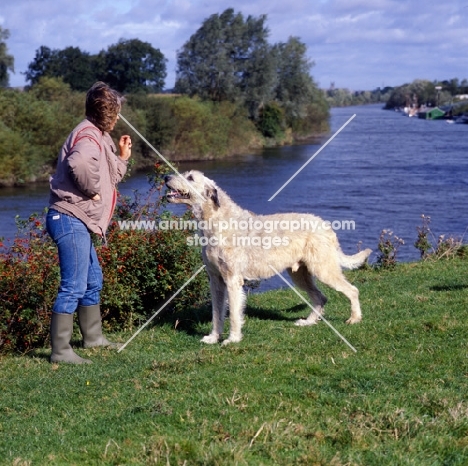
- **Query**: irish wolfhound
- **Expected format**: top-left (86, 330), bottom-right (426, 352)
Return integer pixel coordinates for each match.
top-left (165, 170), bottom-right (372, 345)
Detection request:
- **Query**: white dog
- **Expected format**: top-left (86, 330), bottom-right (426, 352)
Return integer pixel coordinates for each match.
top-left (165, 170), bottom-right (371, 345)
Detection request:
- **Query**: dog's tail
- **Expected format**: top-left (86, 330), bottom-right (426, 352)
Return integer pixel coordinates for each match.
top-left (338, 248), bottom-right (372, 269)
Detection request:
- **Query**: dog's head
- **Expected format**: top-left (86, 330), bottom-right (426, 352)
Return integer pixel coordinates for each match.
top-left (164, 170), bottom-right (220, 208)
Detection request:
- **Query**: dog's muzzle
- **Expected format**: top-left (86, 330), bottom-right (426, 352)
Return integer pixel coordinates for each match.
top-left (164, 176), bottom-right (190, 202)
top-left (166, 189), bottom-right (190, 201)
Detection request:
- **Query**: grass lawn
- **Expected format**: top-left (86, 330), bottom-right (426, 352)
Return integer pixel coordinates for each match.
top-left (1, 258), bottom-right (468, 465)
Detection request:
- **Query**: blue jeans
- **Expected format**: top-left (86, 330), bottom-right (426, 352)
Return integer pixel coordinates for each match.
top-left (46, 209), bottom-right (103, 314)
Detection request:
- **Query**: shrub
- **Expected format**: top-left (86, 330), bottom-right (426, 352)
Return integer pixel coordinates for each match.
top-left (414, 214), bottom-right (466, 260)
top-left (290, 99), bottom-right (330, 137)
top-left (414, 214), bottom-right (432, 259)
top-left (0, 165), bottom-right (210, 354)
top-left (0, 86), bottom-right (82, 185)
top-left (0, 126), bottom-right (33, 186)
top-left (257, 102), bottom-right (285, 139)
top-left (156, 96), bottom-right (259, 160)
top-left (98, 166), bottom-right (210, 329)
top-left (0, 215), bottom-right (59, 352)
top-left (99, 216), bottom-right (209, 330)
top-left (104, 166), bottom-right (210, 326)
top-left (376, 229), bottom-right (405, 268)
top-left (433, 235), bottom-right (465, 259)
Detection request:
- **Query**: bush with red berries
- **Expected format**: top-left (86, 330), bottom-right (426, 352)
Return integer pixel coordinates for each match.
top-left (0, 166), bottom-right (209, 354)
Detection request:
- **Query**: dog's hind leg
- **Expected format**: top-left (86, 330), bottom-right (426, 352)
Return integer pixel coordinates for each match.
top-left (222, 275), bottom-right (245, 345)
top-left (287, 265), bottom-right (328, 326)
top-left (313, 264), bottom-right (362, 324)
top-left (202, 273), bottom-right (227, 344)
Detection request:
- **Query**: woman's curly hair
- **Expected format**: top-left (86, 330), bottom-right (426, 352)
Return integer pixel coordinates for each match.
top-left (85, 82), bottom-right (123, 132)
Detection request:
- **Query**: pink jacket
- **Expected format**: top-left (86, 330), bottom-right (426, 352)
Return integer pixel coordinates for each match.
top-left (49, 119), bottom-right (128, 236)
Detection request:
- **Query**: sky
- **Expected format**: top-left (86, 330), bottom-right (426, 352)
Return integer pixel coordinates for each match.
top-left (1, 0), bottom-right (468, 91)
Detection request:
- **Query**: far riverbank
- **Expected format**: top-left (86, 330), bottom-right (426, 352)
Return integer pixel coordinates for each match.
top-left (1, 104), bottom-right (467, 267)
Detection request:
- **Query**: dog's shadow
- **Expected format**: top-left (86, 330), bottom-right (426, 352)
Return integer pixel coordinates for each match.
top-left (245, 302), bottom-right (308, 322)
top-left (158, 301), bottom-right (313, 337)
top-left (429, 283), bottom-right (468, 292)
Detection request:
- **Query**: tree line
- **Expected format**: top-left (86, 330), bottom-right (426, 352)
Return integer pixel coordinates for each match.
top-left (1, 9), bottom-right (329, 130)
top-left (384, 78), bottom-right (468, 111)
top-left (324, 78), bottom-right (468, 110)
top-left (0, 28), bottom-right (14, 87)
top-left (0, 9), bottom-right (330, 182)
top-left (324, 86), bottom-right (394, 107)
top-left (0, 77), bottom-right (273, 186)
top-left (173, 9), bottom-right (327, 126)
top-left (24, 39), bottom-right (167, 94)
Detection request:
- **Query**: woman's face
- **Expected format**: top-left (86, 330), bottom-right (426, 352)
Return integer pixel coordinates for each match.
top-left (109, 113), bottom-right (120, 132)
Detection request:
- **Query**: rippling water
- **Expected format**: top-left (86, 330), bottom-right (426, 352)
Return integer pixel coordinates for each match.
top-left (170, 104), bottom-right (468, 264)
top-left (1, 104), bottom-right (467, 269)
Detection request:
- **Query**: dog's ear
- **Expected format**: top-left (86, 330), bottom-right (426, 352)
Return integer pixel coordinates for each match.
top-left (206, 186), bottom-right (220, 208)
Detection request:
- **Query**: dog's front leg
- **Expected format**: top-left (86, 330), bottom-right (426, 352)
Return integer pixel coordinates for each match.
top-left (201, 273), bottom-right (227, 344)
top-left (222, 276), bottom-right (245, 345)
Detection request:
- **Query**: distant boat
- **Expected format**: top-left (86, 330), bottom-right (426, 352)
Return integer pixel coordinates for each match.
top-left (417, 106), bottom-right (446, 120)
top-left (455, 113), bottom-right (468, 124)
top-left (403, 106), bottom-right (418, 117)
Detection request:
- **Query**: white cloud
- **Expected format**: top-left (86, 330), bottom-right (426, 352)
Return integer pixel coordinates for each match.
top-left (2, 0), bottom-right (467, 90)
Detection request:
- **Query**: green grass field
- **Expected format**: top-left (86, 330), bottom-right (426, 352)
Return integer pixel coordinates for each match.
top-left (1, 258), bottom-right (468, 465)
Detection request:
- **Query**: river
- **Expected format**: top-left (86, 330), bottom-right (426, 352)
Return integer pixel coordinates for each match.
top-left (1, 104), bottom-right (467, 269)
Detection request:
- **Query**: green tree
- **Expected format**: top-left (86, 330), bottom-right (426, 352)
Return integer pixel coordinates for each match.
top-left (175, 9), bottom-right (328, 135)
top-left (0, 27), bottom-right (14, 87)
top-left (55, 46), bottom-right (99, 91)
top-left (460, 79), bottom-right (468, 94)
top-left (25, 39), bottom-right (166, 93)
top-left (175, 8), bottom-right (273, 109)
top-left (273, 37), bottom-right (319, 124)
top-left (24, 46), bottom-right (98, 91)
top-left (410, 79), bottom-right (436, 106)
top-left (0, 85), bottom-right (82, 185)
top-left (29, 76), bottom-right (73, 101)
top-left (257, 101), bottom-right (285, 138)
top-left (100, 38), bottom-right (167, 93)
top-left (124, 94), bottom-right (177, 160)
top-left (326, 88), bottom-right (355, 107)
top-left (385, 79), bottom-right (439, 109)
top-left (24, 45), bottom-right (54, 85)
top-left (441, 78), bottom-right (460, 96)
top-left (241, 39), bottom-right (277, 120)
top-left (384, 84), bottom-right (411, 109)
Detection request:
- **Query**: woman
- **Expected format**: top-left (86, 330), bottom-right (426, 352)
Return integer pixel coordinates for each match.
top-left (47, 81), bottom-right (132, 364)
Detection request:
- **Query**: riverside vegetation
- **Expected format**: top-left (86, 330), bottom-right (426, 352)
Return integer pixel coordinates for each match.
top-left (0, 76), bottom-right (329, 187)
top-left (0, 164), bottom-right (211, 353)
top-left (1, 8), bottom-right (332, 187)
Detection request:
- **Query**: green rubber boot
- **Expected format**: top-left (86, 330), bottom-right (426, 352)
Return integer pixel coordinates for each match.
top-left (50, 313), bottom-right (92, 364)
top-left (77, 304), bottom-right (122, 349)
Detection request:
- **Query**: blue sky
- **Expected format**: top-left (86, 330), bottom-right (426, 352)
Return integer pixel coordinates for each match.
top-left (1, 0), bottom-right (467, 91)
